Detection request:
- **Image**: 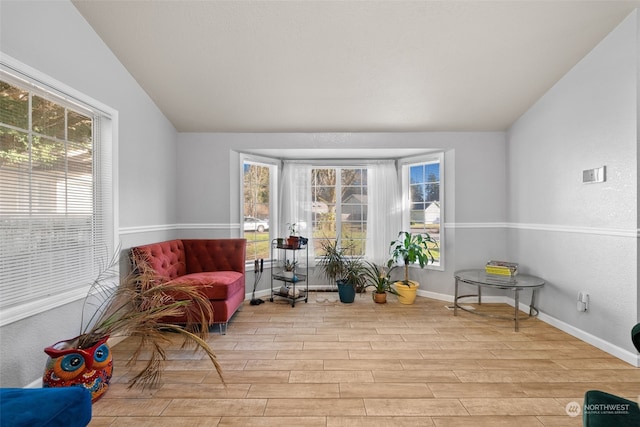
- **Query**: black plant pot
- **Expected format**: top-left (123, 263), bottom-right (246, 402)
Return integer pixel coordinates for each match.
top-left (337, 280), bottom-right (356, 303)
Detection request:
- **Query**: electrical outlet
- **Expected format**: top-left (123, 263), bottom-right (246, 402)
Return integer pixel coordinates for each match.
top-left (577, 292), bottom-right (589, 312)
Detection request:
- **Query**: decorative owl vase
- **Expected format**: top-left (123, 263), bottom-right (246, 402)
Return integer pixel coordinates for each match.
top-left (43, 335), bottom-right (113, 403)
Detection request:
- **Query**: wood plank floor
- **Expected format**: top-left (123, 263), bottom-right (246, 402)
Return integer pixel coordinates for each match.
top-left (89, 292), bottom-right (640, 426)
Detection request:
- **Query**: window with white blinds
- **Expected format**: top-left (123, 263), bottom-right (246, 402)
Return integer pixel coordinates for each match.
top-left (0, 68), bottom-right (115, 326)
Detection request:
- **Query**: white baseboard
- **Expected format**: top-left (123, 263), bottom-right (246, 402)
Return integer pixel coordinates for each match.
top-left (25, 378), bottom-right (42, 388)
top-left (497, 297), bottom-right (639, 367)
top-left (424, 290), bottom-right (640, 368)
top-left (537, 312), bottom-right (640, 367)
top-left (246, 289), bottom-right (272, 300)
top-left (419, 289), bottom-right (453, 302)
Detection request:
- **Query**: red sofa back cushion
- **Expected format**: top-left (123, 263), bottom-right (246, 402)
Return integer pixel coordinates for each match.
top-left (132, 239), bottom-right (186, 279)
top-left (182, 239), bottom-right (246, 274)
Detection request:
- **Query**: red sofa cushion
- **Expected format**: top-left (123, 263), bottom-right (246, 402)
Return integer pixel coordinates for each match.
top-left (179, 271), bottom-right (245, 300)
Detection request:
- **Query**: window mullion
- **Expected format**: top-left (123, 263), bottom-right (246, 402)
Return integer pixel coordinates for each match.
top-left (335, 167), bottom-right (342, 247)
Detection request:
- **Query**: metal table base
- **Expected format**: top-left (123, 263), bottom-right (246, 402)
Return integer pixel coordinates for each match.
top-left (453, 270), bottom-right (545, 332)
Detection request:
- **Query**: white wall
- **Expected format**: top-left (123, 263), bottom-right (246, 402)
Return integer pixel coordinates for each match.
top-left (0, 0), bottom-right (178, 386)
top-left (507, 11), bottom-right (638, 360)
top-left (176, 131), bottom-right (509, 296)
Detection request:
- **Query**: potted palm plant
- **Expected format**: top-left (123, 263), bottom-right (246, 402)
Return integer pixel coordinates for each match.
top-left (388, 231), bottom-right (438, 304)
top-left (317, 239), bottom-right (364, 303)
top-left (318, 239), bottom-right (345, 279)
top-left (361, 261), bottom-right (399, 304)
top-left (341, 258), bottom-right (366, 303)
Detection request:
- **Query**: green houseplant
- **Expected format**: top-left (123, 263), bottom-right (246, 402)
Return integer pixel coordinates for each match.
top-left (361, 261), bottom-right (399, 304)
top-left (318, 239), bottom-right (345, 284)
top-left (286, 223), bottom-right (300, 247)
top-left (317, 239), bottom-right (364, 303)
top-left (388, 231), bottom-right (438, 304)
top-left (342, 257), bottom-right (366, 302)
top-left (282, 259), bottom-right (298, 278)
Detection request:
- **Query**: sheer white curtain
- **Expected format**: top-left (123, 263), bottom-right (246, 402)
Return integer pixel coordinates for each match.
top-left (279, 162), bottom-right (315, 264)
top-left (365, 161), bottom-right (401, 264)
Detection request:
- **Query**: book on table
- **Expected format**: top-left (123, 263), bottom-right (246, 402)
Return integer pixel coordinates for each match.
top-left (485, 260), bottom-right (518, 276)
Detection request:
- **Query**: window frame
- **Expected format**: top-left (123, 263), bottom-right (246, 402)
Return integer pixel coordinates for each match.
top-left (240, 153), bottom-right (278, 268)
top-left (311, 165), bottom-right (368, 258)
top-left (398, 152), bottom-right (445, 271)
top-left (0, 54), bottom-right (118, 326)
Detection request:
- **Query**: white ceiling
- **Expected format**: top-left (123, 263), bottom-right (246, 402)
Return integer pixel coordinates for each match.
top-left (72, 0), bottom-right (640, 133)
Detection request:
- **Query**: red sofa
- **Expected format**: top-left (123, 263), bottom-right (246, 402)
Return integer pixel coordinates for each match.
top-left (131, 239), bottom-right (246, 334)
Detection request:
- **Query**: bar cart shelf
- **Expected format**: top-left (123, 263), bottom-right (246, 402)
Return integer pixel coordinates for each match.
top-left (270, 238), bottom-right (308, 307)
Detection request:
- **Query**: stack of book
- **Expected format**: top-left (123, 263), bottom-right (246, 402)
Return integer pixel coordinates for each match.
top-left (485, 260), bottom-right (518, 276)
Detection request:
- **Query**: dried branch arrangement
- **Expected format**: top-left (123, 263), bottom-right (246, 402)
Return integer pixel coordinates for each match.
top-left (78, 250), bottom-right (224, 389)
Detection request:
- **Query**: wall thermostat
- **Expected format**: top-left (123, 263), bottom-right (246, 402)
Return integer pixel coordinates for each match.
top-left (583, 166), bottom-right (606, 184)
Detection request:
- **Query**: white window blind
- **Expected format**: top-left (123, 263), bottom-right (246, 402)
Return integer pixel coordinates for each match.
top-left (0, 68), bottom-right (114, 326)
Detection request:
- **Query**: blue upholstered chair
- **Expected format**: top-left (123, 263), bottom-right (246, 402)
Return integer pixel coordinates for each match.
top-left (0, 387), bottom-right (92, 427)
top-left (582, 323), bottom-right (640, 426)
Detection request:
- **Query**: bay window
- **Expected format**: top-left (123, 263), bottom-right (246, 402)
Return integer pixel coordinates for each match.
top-left (240, 152), bottom-right (443, 269)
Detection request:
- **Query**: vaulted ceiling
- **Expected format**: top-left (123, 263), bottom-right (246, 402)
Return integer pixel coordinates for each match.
top-left (72, 1), bottom-right (640, 133)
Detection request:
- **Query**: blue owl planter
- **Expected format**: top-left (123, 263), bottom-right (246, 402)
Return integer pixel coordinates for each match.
top-left (43, 335), bottom-right (113, 403)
